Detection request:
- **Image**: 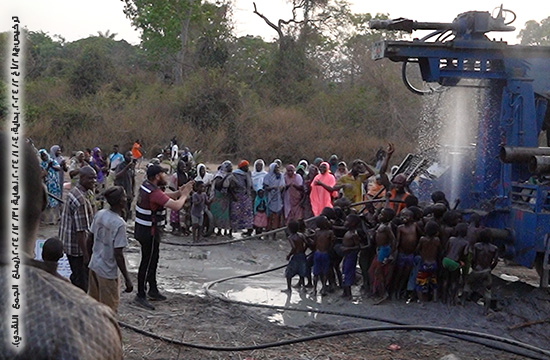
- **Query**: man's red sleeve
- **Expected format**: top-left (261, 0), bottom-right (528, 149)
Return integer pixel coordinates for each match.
top-left (149, 189), bottom-right (170, 210)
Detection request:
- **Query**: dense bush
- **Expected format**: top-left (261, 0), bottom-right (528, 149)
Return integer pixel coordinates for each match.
top-left (5, 28), bottom-right (422, 166)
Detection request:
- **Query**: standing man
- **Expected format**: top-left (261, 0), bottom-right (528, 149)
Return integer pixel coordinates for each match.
top-left (170, 138), bottom-right (179, 163)
top-left (114, 151), bottom-right (136, 220)
top-left (107, 144), bottom-right (124, 187)
top-left (318, 159), bottom-right (375, 211)
top-left (59, 166), bottom-right (97, 292)
top-left (134, 164), bottom-right (194, 310)
top-left (88, 186), bottom-right (133, 312)
top-left (131, 139), bottom-right (143, 166)
top-left (68, 150), bottom-right (87, 187)
top-left (0, 136), bottom-right (123, 359)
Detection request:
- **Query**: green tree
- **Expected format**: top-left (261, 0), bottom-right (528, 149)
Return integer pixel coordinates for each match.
top-left (122, 0), bottom-right (232, 84)
top-left (26, 31), bottom-right (65, 79)
top-left (519, 17), bottom-right (550, 45)
top-left (226, 35), bottom-right (276, 87)
top-left (69, 45), bottom-right (114, 97)
top-left (252, 1), bottom-right (339, 104)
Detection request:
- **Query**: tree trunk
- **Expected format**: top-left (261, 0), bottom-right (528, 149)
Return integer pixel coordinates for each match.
top-left (175, 0), bottom-right (195, 85)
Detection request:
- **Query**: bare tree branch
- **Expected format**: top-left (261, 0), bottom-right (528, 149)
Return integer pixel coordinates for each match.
top-left (253, 2), bottom-right (283, 39)
top-left (279, 18), bottom-right (305, 27)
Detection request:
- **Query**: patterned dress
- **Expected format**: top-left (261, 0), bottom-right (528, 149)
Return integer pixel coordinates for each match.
top-left (230, 170), bottom-right (253, 230)
top-left (39, 149), bottom-right (61, 209)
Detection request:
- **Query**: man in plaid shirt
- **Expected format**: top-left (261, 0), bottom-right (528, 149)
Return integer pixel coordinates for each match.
top-left (0, 137), bottom-right (123, 359)
top-left (59, 166), bottom-right (97, 292)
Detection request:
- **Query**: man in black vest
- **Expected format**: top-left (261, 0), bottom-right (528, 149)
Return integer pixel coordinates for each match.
top-left (134, 164), bottom-right (194, 310)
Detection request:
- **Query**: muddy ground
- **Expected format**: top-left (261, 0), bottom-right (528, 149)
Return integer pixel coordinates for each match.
top-left (37, 222), bottom-right (550, 360)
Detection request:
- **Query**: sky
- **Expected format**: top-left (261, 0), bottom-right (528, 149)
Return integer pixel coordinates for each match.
top-left (0, 0), bottom-right (549, 45)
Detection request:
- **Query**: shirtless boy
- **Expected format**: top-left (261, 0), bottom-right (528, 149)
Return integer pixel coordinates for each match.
top-left (439, 211), bottom-right (459, 250)
top-left (393, 209), bottom-right (420, 300)
top-left (416, 220), bottom-right (441, 302)
top-left (462, 228), bottom-right (499, 314)
top-left (368, 207), bottom-right (396, 304)
top-left (441, 222), bottom-right (469, 305)
top-left (283, 220), bottom-right (310, 293)
top-left (340, 214), bottom-right (362, 299)
top-left (312, 216), bottom-right (335, 296)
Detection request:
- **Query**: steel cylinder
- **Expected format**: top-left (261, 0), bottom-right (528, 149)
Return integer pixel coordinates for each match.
top-left (499, 146), bottom-right (550, 163)
top-left (486, 228), bottom-right (512, 242)
top-left (528, 155), bottom-right (550, 174)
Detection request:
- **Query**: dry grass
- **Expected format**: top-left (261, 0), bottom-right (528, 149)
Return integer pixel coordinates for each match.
top-left (24, 73), bottom-right (417, 166)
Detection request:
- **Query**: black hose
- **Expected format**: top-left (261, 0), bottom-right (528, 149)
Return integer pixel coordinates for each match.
top-left (119, 259), bottom-right (550, 358)
top-left (203, 265), bottom-right (550, 359)
top-left (117, 320), bottom-right (549, 359)
top-left (159, 199), bottom-right (404, 247)
top-left (120, 196), bottom-right (550, 358)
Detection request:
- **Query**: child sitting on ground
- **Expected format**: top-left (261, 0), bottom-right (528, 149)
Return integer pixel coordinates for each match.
top-left (282, 220), bottom-right (309, 293)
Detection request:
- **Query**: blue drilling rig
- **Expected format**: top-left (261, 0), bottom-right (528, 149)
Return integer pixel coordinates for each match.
top-left (370, 7), bottom-right (550, 286)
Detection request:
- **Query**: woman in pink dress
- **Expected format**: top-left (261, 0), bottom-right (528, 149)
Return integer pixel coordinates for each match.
top-left (309, 162), bottom-right (337, 216)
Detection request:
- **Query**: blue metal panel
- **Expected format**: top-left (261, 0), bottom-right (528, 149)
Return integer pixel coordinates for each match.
top-left (371, 13), bottom-right (550, 269)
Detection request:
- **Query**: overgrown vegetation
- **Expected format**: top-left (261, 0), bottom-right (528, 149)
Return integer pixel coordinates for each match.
top-left (2, 2), bottom-right (546, 164)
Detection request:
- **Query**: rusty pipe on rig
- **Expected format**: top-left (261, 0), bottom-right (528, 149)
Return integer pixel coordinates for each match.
top-left (499, 146), bottom-right (550, 164)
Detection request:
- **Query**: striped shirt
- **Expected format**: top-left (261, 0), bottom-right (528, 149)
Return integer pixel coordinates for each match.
top-left (59, 184), bottom-right (94, 256)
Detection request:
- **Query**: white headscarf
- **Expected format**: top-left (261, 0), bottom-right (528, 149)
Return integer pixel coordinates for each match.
top-left (251, 159), bottom-right (267, 191)
top-left (195, 163), bottom-right (214, 185)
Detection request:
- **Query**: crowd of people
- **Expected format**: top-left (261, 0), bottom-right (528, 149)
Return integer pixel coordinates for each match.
top-left (283, 192), bottom-right (499, 312)
top-left (34, 139), bottom-right (500, 313)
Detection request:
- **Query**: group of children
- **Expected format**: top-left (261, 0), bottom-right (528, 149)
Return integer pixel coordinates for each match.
top-left (283, 193), bottom-right (500, 314)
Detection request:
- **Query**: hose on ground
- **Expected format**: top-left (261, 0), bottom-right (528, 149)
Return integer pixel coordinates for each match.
top-left (118, 320), bottom-right (549, 359)
top-left (202, 264), bottom-right (550, 359)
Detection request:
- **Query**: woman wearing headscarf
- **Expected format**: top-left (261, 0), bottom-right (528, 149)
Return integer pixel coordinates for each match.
top-left (273, 159), bottom-right (283, 168)
top-left (262, 162), bottom-right (285, 239)
top-left (169, 159), bottom-right (190, 235)
top-left (329, 154), bottom-right (339, 174)
top-left (50, 145), bottom-right (68, 198)
top-left (296, 159), bottom-right (309, 178)
top-left (230, 160), bottom-right (254, 235)
top-left (310, 162), bottom-right (337, 216)
top-left (39, 149), bottom-right (62, 225)
top-left (251, 159), bottom-right (267, 196)
top-left (211, 161), bottom-right (234, 237)
top-left (91, 147), bottom-right (110, 210)
top-left (283, 164), bottom-right (304, 224)
top-left (91, 147), bottom-right (108, 184)
top-left (334, 161), bottom-right (348, 180)
top-left (195, 163), bottom-right (214, 199)
top-left (302, 164), bottom-right (319, 219)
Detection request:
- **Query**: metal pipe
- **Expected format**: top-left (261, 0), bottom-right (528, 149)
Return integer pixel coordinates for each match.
top-left (486, 227), bottom-right (512, 242)
top-left (499, 146), bottom-right (550, 163)
top-left (528, 155), bottom-right (550, 174)
top-left (369, 19), bottom-right (454, 33)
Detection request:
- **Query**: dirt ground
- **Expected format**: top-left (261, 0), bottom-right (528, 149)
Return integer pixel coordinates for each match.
top-left (37, 221), bottom-right (550, 360)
